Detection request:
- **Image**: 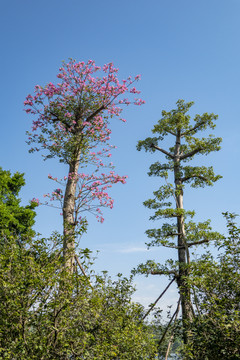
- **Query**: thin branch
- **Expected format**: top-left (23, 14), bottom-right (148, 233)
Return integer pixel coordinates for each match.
top-left (76, 70), bottom-right (140, 124)
top-left (151, 270), bottom-right (178, 276)
top-left (164, 298), bottom-right (181, 360)
top-left (49, 111), bottom-right (71, 129)
top-left (74, 255), bottom-right (93, 289)
top-left (181, 120), bottom-right (206, 136)
top-left (165, 232), bottom-right (182, 237)
top-left (150, 144), bottom-right (174, 159)
top-left (167, 130), bottom-right (176, 136)
top-left (180, 147), bottom-right (202, 160)
top-left (167, 238), bottom-right (210, 250)
top-left (181, 174), bottom-right (208, 183)
top-left (85, 104), bottom-right (105, 122)
top-left (141, 277), bottom-right (176, 321)
top-left (160, 243), bottom-right (185, 249)
top-left (192, 286), bottom-right (201, 316)
top-left (187, 239), bottom-right (210, 247)
top-left (165, 336), bottom-right (173, 360)
top-left (158, 297), bottom-right (181, 347)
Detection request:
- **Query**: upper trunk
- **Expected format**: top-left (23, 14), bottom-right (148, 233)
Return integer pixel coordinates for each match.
top-left (174, 131), bottom-right (194, 343)
top-left (62, 149), bottom-right (81, 272)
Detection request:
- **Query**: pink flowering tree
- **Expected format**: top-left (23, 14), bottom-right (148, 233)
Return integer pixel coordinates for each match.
top-left (24, 59), bottom-right (144, 270)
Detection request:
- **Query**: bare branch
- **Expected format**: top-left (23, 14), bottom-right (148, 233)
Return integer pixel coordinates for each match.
top-left (166, 232), bottom-right (182, 237)
top-left (158, 297), bottom-right (181, 347)
top-left (141, 277), bottom-right (176, 321)
top-left (161, 244), bottom-right (182, 249)
top-left (187, 239), bottom-right (210, 247)
top-left (164, 298), bottom-right (181, 359)
top-left (150, 144), bottom-right (174, 159)
top-left (175, 239), bottom-right (210, 249)
top-left (181, 174), bottom-right (208, 183)
top-left (180, 147), bottom-right (202, 160)
top-left (151, 270), bottom-right (178, 276)
top-left (75, 255), bottom-right (93, 289)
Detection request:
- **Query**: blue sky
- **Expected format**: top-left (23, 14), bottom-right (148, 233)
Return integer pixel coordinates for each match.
top-left (1, 0), bottom-right (240, 312)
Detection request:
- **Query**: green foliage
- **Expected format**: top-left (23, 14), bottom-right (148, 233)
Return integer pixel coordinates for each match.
top-left (136, 99), bottom-right (222, 254)
top-left (0, 168), bottom-right (36, 239)
top-left (145, 220), bottom-right (224, 249)
top-left (132, 259), bottom-right (178, 278)
top-left (135, 100), bottom-right (223, 345)
top-left (183, 213), bottom-right (240, 359)
top-left (0, 233), bottom-right (158, 359)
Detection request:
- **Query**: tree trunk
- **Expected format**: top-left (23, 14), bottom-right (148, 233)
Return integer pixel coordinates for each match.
top-left (174, 132), bottom-right (193, 343)
top-left (63, 150), bottom-right (81, 272)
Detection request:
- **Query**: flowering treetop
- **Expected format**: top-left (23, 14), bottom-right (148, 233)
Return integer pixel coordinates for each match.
top-left (24, 59), bottom-right (145, 165)
top-left (25, 60), bottom-right (145, 229)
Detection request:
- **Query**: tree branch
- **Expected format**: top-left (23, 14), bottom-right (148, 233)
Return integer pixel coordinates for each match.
top-left (85, 104), bottom-right (105, 122)
top-left (141, 277), bottom-right (176, 321)
top-left (158, 297), bottom-right (181, 347)
top-left (49, 111), bottom-right (71, 129)
top-left (181, 174), bottom-right (208, 183)
top-left (167, 130), bottom-right (176, 136)
top-left (151, 270), bottom-right (178, 276)
top-left (75, 255), bottom-right (93, 289)
top-left (166, 232), bottom-right (182, 237)
top-left (180, 147), bottom-right (202, 160)
top-left (164, 298), bottom-right (181, 359)
top-left (176, 239), bottom-right (210, 249)
top-left (150, 144), bottom-right (174, 159)
top-left (187, 239), bottom-right (210, 247)
top-left (181, 120), bottom-right (206, 136)
top-left (161, 244), bottom-right (183, 249)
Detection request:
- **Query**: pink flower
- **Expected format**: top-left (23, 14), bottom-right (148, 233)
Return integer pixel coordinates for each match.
top-left (25, 59), bottom-right (144, 225)
top-left (31, 198), bottom-right (40, 206)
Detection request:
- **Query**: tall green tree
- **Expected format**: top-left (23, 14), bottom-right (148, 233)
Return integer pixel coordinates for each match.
top-left (135, 100), bottom-right (222, 343)
top-left (0, 167), bottom-right (36, 240)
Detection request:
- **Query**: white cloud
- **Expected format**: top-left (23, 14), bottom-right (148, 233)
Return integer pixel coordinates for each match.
top-left (94, 242), bottom-right (153, 254)
top-left (118, 246), bottom-right (148, 253)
